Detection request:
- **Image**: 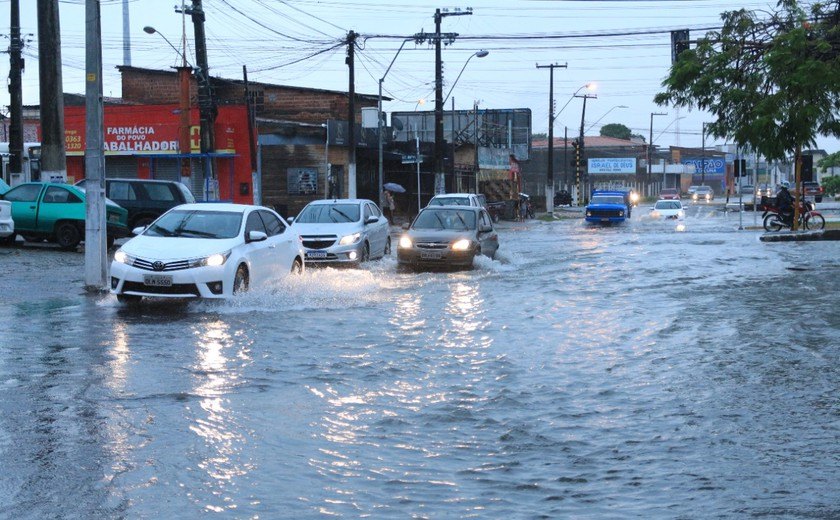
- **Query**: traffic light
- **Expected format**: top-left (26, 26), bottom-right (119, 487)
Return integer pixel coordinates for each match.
top-left (734, 158), bottom-right (746, 177)
top-left (801, 154), bottom-right (814, 182)
top-left (671, 30), bottom-right (690, 64)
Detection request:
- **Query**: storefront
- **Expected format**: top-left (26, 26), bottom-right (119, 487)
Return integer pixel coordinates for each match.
top-left (61, 104), bottom-right (253, 203)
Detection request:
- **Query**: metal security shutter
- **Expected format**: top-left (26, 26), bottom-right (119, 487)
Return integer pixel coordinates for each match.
top-left (104, 156), bottom-right (138, 179)
top-left (188, 158), bottom-right (206, 200)
top-left (150, 158), bottom-right (180, 182)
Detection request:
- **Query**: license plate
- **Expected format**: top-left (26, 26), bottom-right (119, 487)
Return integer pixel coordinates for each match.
top-left (601, 218), bottom-right (610, 222)
top-left (420, 250), bottom-right (443, 260)
top-left (143, 274), bottom-right (172, 287)
top-left (307, 251), bottom-right (328, 259)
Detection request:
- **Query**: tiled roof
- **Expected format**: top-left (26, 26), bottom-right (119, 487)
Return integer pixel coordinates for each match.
top-left (532, 136), bottom-right (644, 148)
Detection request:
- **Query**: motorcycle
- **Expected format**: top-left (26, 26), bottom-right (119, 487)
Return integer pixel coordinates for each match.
top-left (762, 199), bottom-right (825, 231)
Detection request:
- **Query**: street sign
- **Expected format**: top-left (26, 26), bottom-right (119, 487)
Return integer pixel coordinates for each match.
top-left (401, 154), bottom-right (423, 164)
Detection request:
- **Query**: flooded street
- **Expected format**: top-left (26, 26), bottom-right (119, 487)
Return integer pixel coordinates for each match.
top-left (1, 206), bottom-right (838, 518)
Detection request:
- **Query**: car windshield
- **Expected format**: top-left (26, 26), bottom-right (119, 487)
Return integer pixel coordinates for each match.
top-left (145, 210), bottom-right (242, 239)
top-left (590, 196), bottom-right (625, 205)
top-left (655, 201), bottom-right (681, 210)
top-left (295, 203), bottom-right (360, 223)
top-left (428, 196), bottom-right (470, 206)
top-left (413, 209), bottom-right (477, 230)
top-left (696, 187), bottom-right (712, 193)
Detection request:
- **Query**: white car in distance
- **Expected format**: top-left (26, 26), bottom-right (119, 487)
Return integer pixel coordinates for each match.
top-left (291, 199), bottom-right (390, 265)
top-left (650, 199), bottom-right (685, 220)
top-left (111, 203), bottom-right (304, 302)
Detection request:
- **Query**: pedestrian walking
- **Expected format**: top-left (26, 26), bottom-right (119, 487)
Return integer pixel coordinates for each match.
top-left (382, 189), bottom-right (395, 222)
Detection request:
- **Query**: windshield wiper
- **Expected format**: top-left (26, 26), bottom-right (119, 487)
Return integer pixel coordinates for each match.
top-left (434, 213), bottom-right (446, 229)
top-left (455, 213), bottom-right (468, 229)
top-left (330, 207), bottom-right (353, 222)
top-left (179, 229), bottom-right (217, 238)
top-left (150, 225), bottom-right (176, 237)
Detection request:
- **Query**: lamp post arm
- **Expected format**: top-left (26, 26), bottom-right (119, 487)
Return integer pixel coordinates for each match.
top-left (443, 55), bottom-right (473, 105)
top-left (381, 38), bottom-right (413, 83)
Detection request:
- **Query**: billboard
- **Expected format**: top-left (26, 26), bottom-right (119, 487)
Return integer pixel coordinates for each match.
top-left (587, 157), bottom-right (637, 175)
top-left (682, 157), bottom-right (726, 174)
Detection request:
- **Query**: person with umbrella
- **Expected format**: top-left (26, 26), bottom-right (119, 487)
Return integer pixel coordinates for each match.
top-left (382, 183), bottom-right (404, 223)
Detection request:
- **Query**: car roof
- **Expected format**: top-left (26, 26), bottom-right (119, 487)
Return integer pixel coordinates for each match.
top-left (306, 198), bottom-right (371, 205)
top-left (170, 203), bottom-right (270, 213)
top-left (431, 193), bottom-right (476, 198)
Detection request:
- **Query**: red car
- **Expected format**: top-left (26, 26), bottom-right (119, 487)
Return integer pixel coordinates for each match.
top-left (659, 188), bottom-right (680, 200)
top-left (803, 181), bottom-right (824, 202)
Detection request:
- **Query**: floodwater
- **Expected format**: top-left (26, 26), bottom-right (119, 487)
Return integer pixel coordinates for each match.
top-left (1, 205), bottom-right (838, 518)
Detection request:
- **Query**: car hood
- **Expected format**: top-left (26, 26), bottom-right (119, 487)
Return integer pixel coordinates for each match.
top-left (407, 229), bottom-right (476, 243)
top-left (120, 235), bottom-right (241, 260)
top-left (586, 203), bottom-right (626, 210)
top-left (293, 222), bottom-right (362, 237)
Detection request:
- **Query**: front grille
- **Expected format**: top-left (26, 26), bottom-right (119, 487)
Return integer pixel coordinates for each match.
top-left (123, 281), bottom-right (200, 296)
top-left (301, 235), bottom-right (337, 249)
top-left (589, 209), bottom-right (623, 218)
top-left (415, 242), bottom-right (449, 249)
top-left (132, 258), bottom-right (192, 272)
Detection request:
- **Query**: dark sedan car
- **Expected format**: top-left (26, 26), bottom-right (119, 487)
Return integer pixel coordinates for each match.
top-left (76, 178), bottom-right (195, 230)
top-left (397, 206), bottom-right (499, 270)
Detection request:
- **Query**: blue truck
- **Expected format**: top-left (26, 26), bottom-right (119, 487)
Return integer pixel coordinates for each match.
top-left (585, 190), bottom-right (630, 224)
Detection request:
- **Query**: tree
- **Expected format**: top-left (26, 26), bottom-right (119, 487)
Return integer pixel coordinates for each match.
top-left (532, 132), bottom-right (548, 141)
top-left (822, 174), bottom-right (840, 195)
top-left (600, 123), bottom-right (632, 140)
top-left (655, 0), bottom-right (840, 228)
top-left (817, 150), bottom-right (840, 169)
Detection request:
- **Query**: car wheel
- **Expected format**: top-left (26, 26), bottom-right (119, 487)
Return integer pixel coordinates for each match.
top-left (117, 294), bottom-right (141, 304)
top-left (233, 264), bottom-right (249, 294)
top-left (361, 242), bottom-right (370, 263)
top-left (0, 234), bottom-right (16, 247)
top-left (55, 222), bottom-right (82, 250)
top-left (291, 257), bottom-right (303, 275)
top-left (384, 237), bottom-right (392, 257)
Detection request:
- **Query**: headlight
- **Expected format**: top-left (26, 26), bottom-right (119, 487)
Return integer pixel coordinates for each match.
top-left (630, 193), bottom-right (639, 202)
top-left (398, 236), bottom-right (413, 249)
top-left (692, 194), bottom-right (698, 200)
top-left (678, 210), bottom-right (684, 217)
top-left (339, 232), bottom-right (361, 246)
top-left (705, 194), bottom-right (710, 200)
top-left (189, 250), bottom-right (231, 268)
top-left (651, 211), bottom-right (659, 218)
top-left (451, 239), bottom-right (471, 251)
top-left (618, 211), bottom-right (624, 217)
top-left (113, 249), bottom-right (135, 265)
top-left (586, 211), bottom-right (592, 217)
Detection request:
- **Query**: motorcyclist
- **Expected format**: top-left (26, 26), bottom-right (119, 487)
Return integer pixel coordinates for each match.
top-left (776, 180), bottom-right (795, 226)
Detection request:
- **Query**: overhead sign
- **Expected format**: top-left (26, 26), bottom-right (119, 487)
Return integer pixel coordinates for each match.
top-left (401, 154), bottom-right (423, 164)
top-left (682, 157), bottom-right (726, 174)
top-left (588, 157), bottom-right (636, 175)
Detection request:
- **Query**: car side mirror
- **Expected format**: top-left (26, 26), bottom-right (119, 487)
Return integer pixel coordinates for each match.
top-left (132, 226), bottom-right (147, 235)
top-left (246, 230), bottom-right (268, 243)
top-left (365, 216), bottom-right (378, 225)
top-left (401, 223), bottom-right (410, 230)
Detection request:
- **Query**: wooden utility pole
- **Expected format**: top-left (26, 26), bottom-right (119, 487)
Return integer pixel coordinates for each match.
top-left (8, 0), bottom-right (24, 180)
top-left (37, 0), bottom-right (67, 183)
top-left (346, 30), bottom-right (357, 198)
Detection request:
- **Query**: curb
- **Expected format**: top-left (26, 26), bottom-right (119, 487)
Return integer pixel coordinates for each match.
top-left (760, 229), bottom-right (840, 242)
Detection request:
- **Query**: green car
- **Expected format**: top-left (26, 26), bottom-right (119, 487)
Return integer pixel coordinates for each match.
top-left (0, 182), bottom-right (128, 250)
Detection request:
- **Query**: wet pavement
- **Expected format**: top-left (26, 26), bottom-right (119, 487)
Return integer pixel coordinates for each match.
top-left (1, 203), bottom-right (838, 518)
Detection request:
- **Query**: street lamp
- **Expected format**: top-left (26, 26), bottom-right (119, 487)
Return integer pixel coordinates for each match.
top-left (555, 83), bottom-right (595, 123)
top-left (648, 112), bottom-right (667, 190)
top-left (143, 26), bottom-right (191, 67)
top-left (584, 104), bottom-right (628, 134)
top-left (443, 50), bottom-right (489, 104)
top-left (378, 38), bottom-right (414, 204)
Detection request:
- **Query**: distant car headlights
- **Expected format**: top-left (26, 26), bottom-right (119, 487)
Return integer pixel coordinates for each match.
top-left (398, 236), bottom-right (413, 249)
top-left (692, 194), bottom-right (698, 200)
top-left (189, 250), bottom-right (231, 268)
top-left (651, 211), bottom-right (660, 218)
top-left (339, 232), bottom-right (361, 246)
top-left (630, 192), bottom-right (639, 203)
top-left (113, 249), bottom-right (135, 265)
top-left (451, 239), bottom-right (472, 251)
top-left (586, 211), bottom-right (592, 217)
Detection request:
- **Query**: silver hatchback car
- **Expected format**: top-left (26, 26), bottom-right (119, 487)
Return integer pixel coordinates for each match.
top-left (291, 199), bottom-right (391, 266)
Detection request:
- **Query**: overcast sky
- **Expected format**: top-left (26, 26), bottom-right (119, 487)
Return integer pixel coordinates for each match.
top-left (2, 0), bottom-right (837, 154)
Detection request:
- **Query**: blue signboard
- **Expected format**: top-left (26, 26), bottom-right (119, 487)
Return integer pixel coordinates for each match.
top-left (682, 157), bottom-right (726, 174)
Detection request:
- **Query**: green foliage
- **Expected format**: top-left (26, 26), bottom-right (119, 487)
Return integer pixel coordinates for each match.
top-left (599, 123), bottom-right (632, 140)
top-left (655, 1), bottom-right (840, 161)
top-left (822, 175), bottom-right (840, 195)
top-left (532, 132), bottom-right (548, 140)
top-left (817, 151), bottom-right (840, 169)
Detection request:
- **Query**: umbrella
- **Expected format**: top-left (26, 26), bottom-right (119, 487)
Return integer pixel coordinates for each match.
top-left (384, 182), bottom-right (406, 193)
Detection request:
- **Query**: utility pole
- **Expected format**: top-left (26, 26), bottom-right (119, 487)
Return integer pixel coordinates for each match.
top-left (179, 0), bottom-right (216, 199)
top-left (346, 30), bottom-right (357, 198)
top-left (8, 0), bottom-right (24, 181)
top-left (701, 122), bottom-right (708, 186)
top-left (575, 92), bottom-right (596, 205)
top-left (38, 0), bottom-right (67, 183)
top-left (122, 0), bottom-right (131, 65)
top-left (244, 66), bottom-right (257, 204)
top-left (537, 62), bottom-right (567, 215)
top-left (432, 7), bottom-right (472, 194)
top-left (84, 0), bottom-right (107, 290)
top-left (649, 112), bottom-right (667, 192)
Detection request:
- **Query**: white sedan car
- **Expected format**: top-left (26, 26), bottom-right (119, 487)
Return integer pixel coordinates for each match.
top-left (291, 199), bottom-right (390, 265)
top-left (110, 203), bottom-right (304, 302)
top-left (650, 199), bottom-right (685, 219)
